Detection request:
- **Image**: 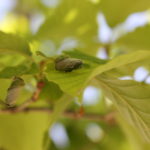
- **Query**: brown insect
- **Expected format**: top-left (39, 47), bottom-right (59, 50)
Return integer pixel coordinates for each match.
top-left (5, 77), bottom-right (25, 107)
top-left (55, 56), bottom-right (83, 72)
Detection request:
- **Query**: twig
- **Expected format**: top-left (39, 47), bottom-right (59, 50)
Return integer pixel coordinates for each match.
top-left (0, 107), bottom-right (116, 125)
top-left (16, 81), bottom-right (44, 111)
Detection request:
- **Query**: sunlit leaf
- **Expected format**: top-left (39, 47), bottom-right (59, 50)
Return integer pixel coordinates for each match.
top-left (46, 50), bottom-right (150, 96)
top-left (118, 115), bottom-right (150, 150)
top-left (90, 50), bottom-right (150, 78)
top-left (97, 73), bottom-right (150, 142)
top-left (45, 50), bottom-right (106, 95)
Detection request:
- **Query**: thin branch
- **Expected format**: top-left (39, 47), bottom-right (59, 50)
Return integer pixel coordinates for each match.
top-left (16, 80), bottom-right (44, 111)
top-left (0, 107), bottom-right (116, 125)
top-left (16, 60), bottom-right (46, 111)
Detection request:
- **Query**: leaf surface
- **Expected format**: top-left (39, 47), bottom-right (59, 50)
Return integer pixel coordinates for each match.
top-left (97, 74), bottom-right (150, 142)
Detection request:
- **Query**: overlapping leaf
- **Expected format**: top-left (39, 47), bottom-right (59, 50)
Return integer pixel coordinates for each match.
top-left (46, 50), bottom-right (150, 96)
top-left (97, 74), bottom-right (150, 142)
top-left (39, 80), bottom-right (63, 101)
top-left (45, 50), bottom-right (150, 141)
top-left (45, 50), bottom-right (106, 96)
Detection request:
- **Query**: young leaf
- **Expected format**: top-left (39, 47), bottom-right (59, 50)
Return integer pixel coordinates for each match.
top-left (39, 80), bottom-right (63, 101)
top-left (0, 65), bottom-right (28, 79)
top-left (0, 63), bottom-right (39, 79)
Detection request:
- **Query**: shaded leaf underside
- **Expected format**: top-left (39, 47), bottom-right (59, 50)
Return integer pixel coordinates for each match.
top-left (97, 74), bottom-right (150, 142)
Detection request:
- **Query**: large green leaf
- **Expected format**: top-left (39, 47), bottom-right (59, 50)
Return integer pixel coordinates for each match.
top-left (0, 31), bottom-right (32, 57)
top-left (118, 115), bottom-right (150, 150)
top-left (97, 74), bottom-right (150, 142)
top-left (45, 50), bottom-right (150, 96)
top-left (100, 0), bottom-right (150, 26)
top-left (90, 50), bottom-right (150, 78)
top-left (45, 50), bottom-right (150, 142)
top-left (45, 50), bottom-right (106, 96)
top-left (46, 64), bottom-right (92, 96)
top-left (116, 25), bottom-right (150, 51)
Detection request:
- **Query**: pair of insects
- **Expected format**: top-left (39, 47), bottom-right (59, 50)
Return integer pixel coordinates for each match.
top-left (2, 56), bottom-right (82, 107)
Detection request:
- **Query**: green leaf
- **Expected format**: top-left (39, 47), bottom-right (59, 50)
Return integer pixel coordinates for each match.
top-left (25, 63), bottom-right (39, 75)
top-left (116, 25), bottom-right (150, 51)
top-left (0, 79), bottom-right (12, 100)
top-left (0, 31), bottom-right (32, 57)
top-left (100, 0), bottom-right (150, 26)
top-left (46, 50), bottom-right (150, 96)
top-left (90, 50), bottom-right (150, 78)
top-left (39, 80), bottom-right (63, 101)
top-left (64, 50), bottom-right (107, 65)
top-left (0, 65), bottom-right (28, 78)
top-left (45, 50), bottom-right (104, 95)
top-left (0, 63), bottom-right (39, 78)
top-left (97, 74), bottom-right (150, 142)
top-left (46, 64), bottom-right (92, 96)
top-left (118, 115), bottom-right (150, 150)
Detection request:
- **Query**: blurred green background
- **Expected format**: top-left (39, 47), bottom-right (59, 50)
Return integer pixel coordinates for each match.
top-left (0, 0), bottom-right (150, 150)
